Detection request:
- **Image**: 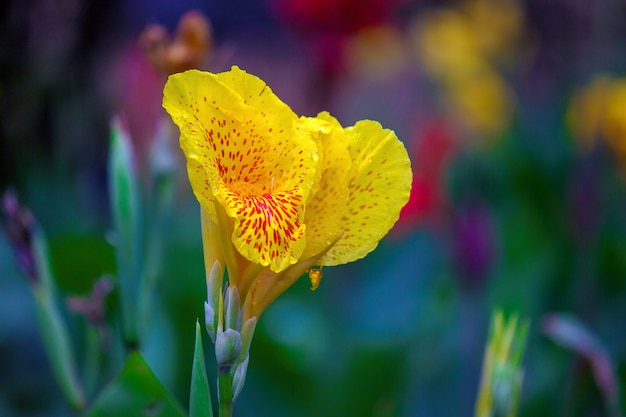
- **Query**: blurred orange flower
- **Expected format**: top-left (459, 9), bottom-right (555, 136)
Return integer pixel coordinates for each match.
top-left (140, 10), bottom-right (213, 75)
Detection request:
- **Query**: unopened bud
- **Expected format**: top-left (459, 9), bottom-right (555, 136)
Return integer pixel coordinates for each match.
top-left (225, 285), bottom-right (241, 331)
top-left (205, 261), bottom-right (223, 341)
top-left (239, 317), bottom-right (257, 362)
top-left (204, 301), bottom-right (216, 343)
top-left (215, 328), bottom-right (242, 367)
top-left (232, 356), bottom-right (249, 401)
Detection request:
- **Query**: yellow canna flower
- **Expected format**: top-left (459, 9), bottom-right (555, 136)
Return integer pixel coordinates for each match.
top-left (413, 9), bottom-right (486, 83)
top-left (567, 75), bottom-right (626, 162)
top-left (412, 0), bottom-right (523, 142)
top-left (462, 0), bottom-right (524, 64)
top-left (446, 68), bottom-right (515, 139)
top-left (163, 66), bottom-right (412, 320)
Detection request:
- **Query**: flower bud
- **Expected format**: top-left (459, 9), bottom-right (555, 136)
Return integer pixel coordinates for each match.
top-left (239, 317), bottom-right (257, 362)
top-left (232, 356), bottom-right (249, 401)
top-left (205, 260), bottom-right (223, 342)
top-left (225, 285), bottom-right (241, 331)
top-left (215, 328), bottom-right (242, 367)
top-left (204, 301), bottom-right (216, 343)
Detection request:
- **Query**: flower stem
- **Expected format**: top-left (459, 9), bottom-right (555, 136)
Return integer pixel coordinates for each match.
top-left (218, 366), bottom-right (234, 417)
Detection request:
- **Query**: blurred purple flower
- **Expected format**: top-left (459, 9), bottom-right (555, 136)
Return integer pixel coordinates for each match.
top-left (1, 189), bottom-right (38, 284)
top-left (66, 276), bottom-right (114, 347)
top-left (452, 202), bottom-right (495, 290)
top-left (568, 158), bottom-right (601, 245)
top-left (66, 276), bottom-right (113, 329)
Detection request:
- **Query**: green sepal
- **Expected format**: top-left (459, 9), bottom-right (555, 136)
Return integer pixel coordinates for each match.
top-left (86, 351), bottom-right (186, 417)
top-left (190, 320), bottom-right (214, 417)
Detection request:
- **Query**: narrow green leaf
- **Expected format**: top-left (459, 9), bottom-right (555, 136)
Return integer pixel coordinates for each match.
top-left (87, 352), bottom-right (186, 417)
top-left (109, 117), bottom-right (143, 345)
top-left (191, 320), bottom-right (213, 417)
top-left (32, 227), bottom-right (86, 411)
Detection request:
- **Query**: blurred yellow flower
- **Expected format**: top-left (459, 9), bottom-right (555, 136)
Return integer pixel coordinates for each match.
top-left (462, 0), bottom-right (524, 63)
top-left (447, 69), bottom-right (515, 138)
top-left (163, 66), bottom-right (412, 320)
top-left (413, 0), bottom-right (523, 140)
top-left (414, 9), bottom-right (485, 82)
top-left (345, 25), bottom-right (408, 79)
top-left (567, 75), bottom-right (626, 160)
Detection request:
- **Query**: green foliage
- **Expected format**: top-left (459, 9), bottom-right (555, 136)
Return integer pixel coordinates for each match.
top-left (87, 352), bottom-right (187, 417)
top-left (190, 321), bottom-right (213, 417)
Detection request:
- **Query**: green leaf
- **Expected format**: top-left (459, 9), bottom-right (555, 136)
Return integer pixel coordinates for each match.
top-left (87, 352), bottom-right (187, 417)
top-left (32, 226), bottom-right (86, 411)
top-left (190, 320), bottom-right (213, 417)
top-left (109, 117), bottom-right (143, 345)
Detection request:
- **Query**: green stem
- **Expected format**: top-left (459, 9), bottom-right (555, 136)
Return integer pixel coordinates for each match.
top-left (82, 325), bottom-right (102, 397)
top-left (218, 366), bottom-right (234, 417)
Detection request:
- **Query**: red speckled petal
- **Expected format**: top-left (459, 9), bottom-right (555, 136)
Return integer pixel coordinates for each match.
top-left (163, 67), bottom-right (319, 272)
top-left (225, 189), bottom-right (306, 272)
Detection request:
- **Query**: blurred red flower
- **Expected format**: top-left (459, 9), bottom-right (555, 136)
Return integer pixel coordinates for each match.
top-left (267, 0), bottom-right (405, 78)
top-left (396, 118), bottom-right (459, 232)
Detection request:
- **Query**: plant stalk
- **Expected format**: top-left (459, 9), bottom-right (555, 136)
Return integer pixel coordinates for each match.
top-left (218, 366), bottom-right (234, 417)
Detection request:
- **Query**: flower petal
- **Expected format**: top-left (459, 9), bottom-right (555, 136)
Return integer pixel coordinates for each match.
top-left (163, 67), bottom-right (319, 272)
top-left (318, 120), bottom-right (412, 265)
top-left (225, 189), bottom-right (307, 272)
top-left (300, 113), bottom-right (351, 260)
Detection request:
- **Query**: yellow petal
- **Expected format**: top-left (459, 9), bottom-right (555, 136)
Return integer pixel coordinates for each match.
top-left (163, 67), bottom-right (319, 272)
top-left (319, 120), bottom-right (412, 265)
top-left (300, 113), bottom-right (351, 260)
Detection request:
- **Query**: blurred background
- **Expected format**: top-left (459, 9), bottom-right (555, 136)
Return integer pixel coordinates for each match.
top-left (2, 0), bottom-right (626, 416)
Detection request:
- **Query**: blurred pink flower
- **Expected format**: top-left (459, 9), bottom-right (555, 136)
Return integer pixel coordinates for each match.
top-left (111, 11), bottom-right (213, 174)
top-left (113, 44), bottom-right (164, 170)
